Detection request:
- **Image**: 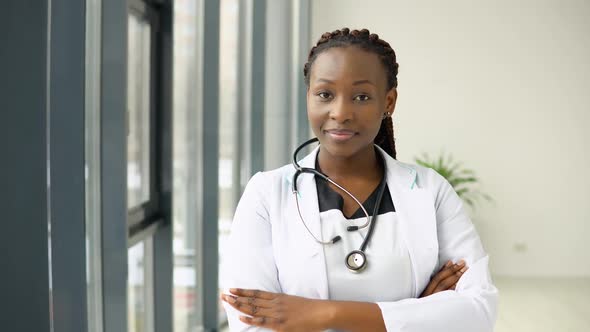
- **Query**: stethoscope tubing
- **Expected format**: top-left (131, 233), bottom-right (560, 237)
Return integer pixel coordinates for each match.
top-left (292, 138), bottom-right (371, 229)
top-left (291, 137), bottom-right (387, 272)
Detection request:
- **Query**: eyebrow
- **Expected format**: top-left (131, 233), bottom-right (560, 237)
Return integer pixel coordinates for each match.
top-left (316, 78), bottom-right (376, 86)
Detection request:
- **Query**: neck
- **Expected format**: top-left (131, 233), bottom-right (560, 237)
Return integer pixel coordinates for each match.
top-left (317, 145), bottom-right (382, 181)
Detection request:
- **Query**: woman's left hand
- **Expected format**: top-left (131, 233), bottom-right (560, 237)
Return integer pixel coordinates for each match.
top-left (221, 288), bottom-right (328, 332)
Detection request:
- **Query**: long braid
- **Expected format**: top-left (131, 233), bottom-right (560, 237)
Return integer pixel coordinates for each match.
top-left (304, 28), bottom-right (398, 159)
top-left (374, 117), bottom-right (397, 160)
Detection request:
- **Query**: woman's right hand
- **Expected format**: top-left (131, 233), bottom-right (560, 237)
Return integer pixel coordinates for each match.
top-left (419, 260), bottom-right (468, 298)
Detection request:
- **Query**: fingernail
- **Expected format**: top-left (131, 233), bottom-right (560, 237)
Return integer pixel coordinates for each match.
top-left (224, 295), bottom-right (236, 303)
top-left (460, 266), bottom-right (467, 273)
top-left (445, 261), bottom-right (452, 267)
top-left (458, 260), bottom-right (466, 266)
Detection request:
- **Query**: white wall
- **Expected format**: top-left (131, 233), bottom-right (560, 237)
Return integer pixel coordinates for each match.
top-left (311, 0), bottom-right (590, 277)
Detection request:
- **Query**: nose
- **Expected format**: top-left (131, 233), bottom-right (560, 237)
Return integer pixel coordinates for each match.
top-left (329, 98), bottom-right (353, 123)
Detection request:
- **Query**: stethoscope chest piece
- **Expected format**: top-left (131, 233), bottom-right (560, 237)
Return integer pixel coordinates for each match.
top-left (345, 250), bottom-right (367, 273)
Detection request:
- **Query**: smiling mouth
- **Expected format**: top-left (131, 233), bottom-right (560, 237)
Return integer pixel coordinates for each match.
top-left (324, 129), bottom-right (357, 142)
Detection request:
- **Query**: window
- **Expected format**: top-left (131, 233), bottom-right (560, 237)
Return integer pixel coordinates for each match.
top-left (172, 0), bottom-right (200, 331)
top-left (128, 239), bottom-right (155, 332)
top-left (127, 12), bottom-right (153, 209)
top-left (126, 3), bottom-right (162, 331)
top-left (218, 0), bottom-right (240, 324)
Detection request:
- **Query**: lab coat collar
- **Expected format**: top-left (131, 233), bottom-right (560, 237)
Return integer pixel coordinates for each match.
top-left (289, 144), bottom-right (436, 299)
top-left (294, 145), bottom-right (418, 190)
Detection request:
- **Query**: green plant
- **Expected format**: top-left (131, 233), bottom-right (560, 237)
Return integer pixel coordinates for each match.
top-left (414, 152), bottom-right (492, 209)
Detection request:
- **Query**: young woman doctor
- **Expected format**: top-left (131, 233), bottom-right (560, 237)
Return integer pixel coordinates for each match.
top-left (221, 28), bottom-right (498, 332)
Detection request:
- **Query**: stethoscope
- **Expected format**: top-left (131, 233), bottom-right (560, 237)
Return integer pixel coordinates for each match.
top-left (291, 137), bottom-right (387, 273)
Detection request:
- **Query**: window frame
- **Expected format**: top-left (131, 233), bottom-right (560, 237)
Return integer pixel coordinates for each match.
top-left (126, 1), bottom-right (163, 233)
top-left (100, 0), bottom-right (173, 331)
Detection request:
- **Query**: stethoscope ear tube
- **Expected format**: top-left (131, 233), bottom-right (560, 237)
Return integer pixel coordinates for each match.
top-left (292, 168), bottom-right (328, 193)
top-left (292, 137), bottom-right (320, 170)
top-left (292, 138), bottom-right (326, 193)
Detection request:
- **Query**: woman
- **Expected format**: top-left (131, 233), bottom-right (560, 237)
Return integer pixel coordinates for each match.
top-left (221, 28), bottom-right (497, 332)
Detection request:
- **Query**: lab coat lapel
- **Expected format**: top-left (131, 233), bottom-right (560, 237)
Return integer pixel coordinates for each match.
top-left (378, 146), bottom-right (438, 297)
top-left (290, 146), bottom-right (330, 299)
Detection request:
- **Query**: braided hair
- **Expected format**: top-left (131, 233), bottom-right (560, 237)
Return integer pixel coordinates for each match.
top-left (303, 28), bottom-right (399, 159)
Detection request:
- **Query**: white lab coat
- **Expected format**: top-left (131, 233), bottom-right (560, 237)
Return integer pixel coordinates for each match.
top-left (221, 145), bottom-right (498, 332)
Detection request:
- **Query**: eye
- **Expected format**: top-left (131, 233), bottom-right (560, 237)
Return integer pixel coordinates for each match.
top-left (316, 91), bottom-right (332, 100)
top-left (353, 94), bottom-right (371, 102)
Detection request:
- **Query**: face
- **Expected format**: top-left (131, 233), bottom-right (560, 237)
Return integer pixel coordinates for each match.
top-left (307, 46), bottom-right (397, 159)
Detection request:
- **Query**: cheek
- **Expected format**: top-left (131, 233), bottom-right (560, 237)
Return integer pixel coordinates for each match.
top-left (306, 103), bottom-right (325, 128)
top-left (359, 107), bottom-right (384, 128)
top-left (305, 98), bottom-right (314, 119)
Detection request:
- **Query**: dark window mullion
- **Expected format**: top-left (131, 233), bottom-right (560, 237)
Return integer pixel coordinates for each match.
top-left (101, 0), bottom-right (130, 330)
top-left (151, 2), bottom-right (173, 332)
top-left (149, 3), bottom-right (160, 216)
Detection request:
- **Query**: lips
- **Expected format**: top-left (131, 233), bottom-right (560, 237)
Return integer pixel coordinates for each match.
top-left (324, 129), bottom-right (357, 142)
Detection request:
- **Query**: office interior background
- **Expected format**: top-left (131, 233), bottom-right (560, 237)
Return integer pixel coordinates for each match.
top-left (1, 0), bottom-right (588, 331)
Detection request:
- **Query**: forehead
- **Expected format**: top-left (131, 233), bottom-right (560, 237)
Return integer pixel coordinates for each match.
top-left (310, 46), bottom-right (387, 86)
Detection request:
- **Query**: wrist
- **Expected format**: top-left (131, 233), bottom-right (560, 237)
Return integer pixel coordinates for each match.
top-left (313, 299), bottom-right (338, 330)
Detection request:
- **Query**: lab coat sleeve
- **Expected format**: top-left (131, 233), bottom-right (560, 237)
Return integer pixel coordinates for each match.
top-left (376, 168), bottom-right (498, 332)
top-left (220, 172), bottom-right (280, 332)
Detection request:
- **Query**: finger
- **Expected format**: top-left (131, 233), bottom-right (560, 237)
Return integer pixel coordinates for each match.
top-left (229, 288), bottom-right (276, 300)
top-left (436, 261), bottom-right (465, 282)
top-left (434, 273), bottom-right (460, 293)
top-left (420, 281), bottom-right (436, 298)
top-left (428, 262), bottom-right (464, 289)
top-left (434, 266), bottom-right (468, 293)
top-left (422, 262), bottom-right (465, 297)
top-left (439, 260), bottom-right (452, 272)
top-left (229, 294), bottom-right (274, 309)
top-left (222, 295), bottom-right (272, 317)
top-left (240, 315), bottom-right (281, 329)
top-left (456, 265), bottom-right (468, 276)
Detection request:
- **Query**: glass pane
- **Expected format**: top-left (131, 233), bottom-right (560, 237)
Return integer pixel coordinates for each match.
top-left (172, 1), bottom-right (200, 331)
top-left (127, 13), bottom-right (152, 209)
top-left (128, 241), bottom-right (145, 332)
top-left (128, 239), bottom-right (154, 332)
top-left (218, 0), bottom-right (240, 325)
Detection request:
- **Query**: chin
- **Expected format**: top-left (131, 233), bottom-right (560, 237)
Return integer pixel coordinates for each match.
top-left (319, 139), bottom-right (363, 160)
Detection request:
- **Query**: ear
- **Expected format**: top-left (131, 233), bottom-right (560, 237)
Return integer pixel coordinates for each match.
top-left (385, 88), bottom-right (397, 116)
